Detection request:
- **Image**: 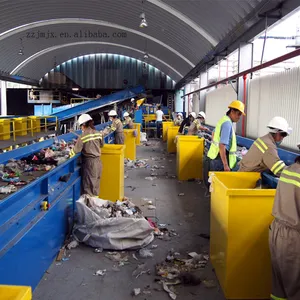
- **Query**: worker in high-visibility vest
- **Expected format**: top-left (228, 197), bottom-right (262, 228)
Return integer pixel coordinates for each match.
top-left (269, 142), bottom-right (300, 300)
top-left (239, 117), bottom-right (292, 176)
top-left (204, 100), bottom-right (245, 187)
top-left (69, 114), bottom-right (103, 196)
top-left (108, 110), bottom-right (124, 144)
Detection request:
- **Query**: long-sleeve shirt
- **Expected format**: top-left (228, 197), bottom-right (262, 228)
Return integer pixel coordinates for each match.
top-left (124, 117), bottom-right (134, 129)
top-left (70, 128), bottom-right (103, 158)
top-left (239, 133), bottom-right (286, 176)
top-left (178, 117), bottom-right (190, 134)
top-left (111, 118), bottom-right (124, 133)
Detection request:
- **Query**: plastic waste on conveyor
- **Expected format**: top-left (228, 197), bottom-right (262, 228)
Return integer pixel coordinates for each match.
top-left (51, 85), bottom-right (145, 121)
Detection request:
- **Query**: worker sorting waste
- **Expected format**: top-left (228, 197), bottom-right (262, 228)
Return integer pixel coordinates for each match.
top-left (156, 105), bottom-right (166, 138)
top-left (269, 142), bottom-right (300, 300)
top-left (123, 111), bottom-right (134, 129)
top-left (178, 113), bottom-right (192, 135)
top-left (187, 111), bottom-right (210, 135)
top-left (174, 112), bottom-right (183, 126)
top-left (108, 110), bottom-right (125, 144)
top-left (69, 114), bottom-right (103, 196)
top-left (239, 116), bottom-right (291, 176)
top-left (204, 100), bottom-right (245, 186)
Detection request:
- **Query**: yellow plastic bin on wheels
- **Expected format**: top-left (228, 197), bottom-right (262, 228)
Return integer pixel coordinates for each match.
top-left (133, 123), bottom-right (141, 146)
top-left (167, 126), bottom-right (179, 153)
top-left (162, 121), bottom-right (174, 142)
top-left (123, 129), bottom-right (136, 160)
top-left (99, 144), bottom-right (125, 202)
top-left (0, 285), bottom-right (32, 299)
top-left (14, 117), bottom-right (27, 136)
top-left (176, 136), bottom-right (204, 180)
top-left (210, 172), bottom-right (276, 299)
top-left (0, 119), bottom-right (11, 140)
top-left (27, 116), bottom-right (41, 133)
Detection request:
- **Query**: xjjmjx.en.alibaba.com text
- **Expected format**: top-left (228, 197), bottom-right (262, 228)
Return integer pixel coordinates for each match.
top-left (26, 30), bottom-right (127, 39)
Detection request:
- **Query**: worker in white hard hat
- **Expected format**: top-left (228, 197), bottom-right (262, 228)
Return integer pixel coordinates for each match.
top-left (239, 116), bottom-right (291, 176)
top-left (108, 110), bottom-right (124, 144)
top-left (123, 111), bottom-right (134, 129)
top-left (174, 112), bottom-right (183, 126)
top-left (69, 114), bottom-right (103, 196)
top-left (269, 142), bottom-right (300, 300)
top-left (187, 111), bottom-right (210, 135)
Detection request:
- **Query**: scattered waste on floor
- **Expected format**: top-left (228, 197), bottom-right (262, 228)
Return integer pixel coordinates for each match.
top-left (145, 176), bottom-right (157, 181)
top-left (163, 282), bottom-right (177, 300)
top-left (94, 247), bottom-right (103, 253)
top-left (132, 263), bottom-right (151, 278)
top-left (139, 248), bottom-right (154, 258)
top-left (67, 240), bottom-right (79, 250)
top-left (199, 233), bottom-right (210, 240)
top-left (178, 193), bottom-right (185, 196)
top-left (132, 288), bottom-right (141, 296)
top-left (147, 205), bottom-right (156, 210)
top-left (94, 269), bottom-right (106, 276)
top-left (124, 158), bottom-right (149, 169)
top-left (203, 279), bottom-right (217, 288)
top-left (151, 244), bottom-right (158, 249)
top-left (73, 195), bottom-right (154, 250)
top-left (185, 212), bottom-right (194, 218)
top-left (132, 253), bottom-right (139, 261)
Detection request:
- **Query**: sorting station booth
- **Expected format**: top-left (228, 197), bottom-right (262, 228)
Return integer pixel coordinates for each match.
top-left (167, 126), bottom-right (179, 153)
top-left (162, 121), bottom-right (174, 142)
top-left (176, 136), bottom-right (204, 180)
top-left (0, 122), bottom-right (122, 292)
top-left (99, 144), bottom-right (125, 202)
top-left (124, 129), bottom-right (136, 160)
top-left (210, 172), bottom-right (275, 299)
top-left (133, 123), bottom-right (141, 145)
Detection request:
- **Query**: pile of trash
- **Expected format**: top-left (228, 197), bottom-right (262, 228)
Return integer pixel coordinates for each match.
top-left (124, 158), bottom-right (150, 169)
top-left (156, 250), bottom-right (209, 299)
top-left (236, 146), bottom-right (248, 160)
top-left (0, 139), bottom-right (75, 195)
top-left (73, 195), bottom-right (154, 250)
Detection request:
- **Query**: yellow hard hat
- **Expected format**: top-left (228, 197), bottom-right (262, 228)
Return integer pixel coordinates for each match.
top-left (228, 100), bottom-right (246, 115)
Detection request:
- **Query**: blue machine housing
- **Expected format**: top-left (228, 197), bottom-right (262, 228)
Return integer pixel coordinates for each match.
top-left (0, 122), bottom-right (114, 290)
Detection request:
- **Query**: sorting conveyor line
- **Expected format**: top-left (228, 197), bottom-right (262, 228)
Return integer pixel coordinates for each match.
top-left (0, 122), bottom-right (114, 290)
top-left (52, 85), bottom-right (145, 121)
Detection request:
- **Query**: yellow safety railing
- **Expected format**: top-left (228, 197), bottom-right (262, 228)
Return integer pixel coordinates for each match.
top-left (70, 98), bottom-right (95, 105)
top-left (27, 116), bottom-right (58, 138)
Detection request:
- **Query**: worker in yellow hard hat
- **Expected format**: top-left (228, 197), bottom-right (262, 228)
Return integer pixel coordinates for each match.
top-left (204, 100), bottom-right (245, 187)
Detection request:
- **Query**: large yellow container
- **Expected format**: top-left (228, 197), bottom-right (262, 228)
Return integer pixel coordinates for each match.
top-left (167, 126), bottom-right (179, 153)
top-left (210, 172), bottom-right (275, 299)
top-left (123, 129), bottom-right (136, 160)
top-left (176, 136), bottom-right (204, 180)
top-left (133, 123), bottom-right (141, 146)
top-left (99, 145), bottom-right (125, 202)
top-left (0, 119), bottom-right (11, 140)
top-left (14, 118), bottom-right (27, 136)
top-left (27, 116), bottom-right (41, 133)
top-left (0, 285), bottom-right (32, 300)
top-left (162, 121), bottom-right (174, 142)
top-left (143, 115), bottom-right (156, 122)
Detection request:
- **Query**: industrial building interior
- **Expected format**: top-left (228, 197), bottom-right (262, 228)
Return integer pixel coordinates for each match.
top-left (1, 0), bottom-right (300, 299)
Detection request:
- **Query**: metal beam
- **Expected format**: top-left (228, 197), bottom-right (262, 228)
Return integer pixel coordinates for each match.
top-left (0, 71), bottom-right (39, 86)
top-left (182, 48), bottom-right (300, 97)
top-left (175, 0), bottom-right (300, 89)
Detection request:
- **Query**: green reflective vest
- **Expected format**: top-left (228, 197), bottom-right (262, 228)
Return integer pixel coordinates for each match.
top-left (207, 115), bottom-right (237, 169)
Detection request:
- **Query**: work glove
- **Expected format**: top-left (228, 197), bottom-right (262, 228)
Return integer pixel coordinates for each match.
top-left (69, 149), bottom-right (76, 158)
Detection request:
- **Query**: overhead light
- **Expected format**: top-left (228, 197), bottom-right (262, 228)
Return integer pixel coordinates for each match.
top-left (18, 38), bottom-right (24, 55)
top-left (139, 12), bottom-right (148, 28)
top-left (18, 48), bottom-right (24, 55)
top-left (144, 52), bottom-right (149, 59)
top-left (72, 87), bottom-right (79, 91)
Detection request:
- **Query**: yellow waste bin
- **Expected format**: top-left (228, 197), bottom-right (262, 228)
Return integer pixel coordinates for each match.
top-left (27, 116), bottom-right (41, 133)
top-left (123, 129), bottom-right (136, 160)
top-left (210, 172), bottom-right (275, 299)
top-left (133, 123), bottom-right (141, 146)
top-left (176, 136), bottom-right (204, 180)
top-left (162, 121), bottom-right (174, 142)
top-left (167, 126), bottom-right (179, 153)
top-left (0, 119), bottom-right (11, 140)
top-left (99, 144), bottom-right (125, 202)
top-left (0, 285), bottom-right (32, 300)
top-left (14, 118), bottom-right (27, 136)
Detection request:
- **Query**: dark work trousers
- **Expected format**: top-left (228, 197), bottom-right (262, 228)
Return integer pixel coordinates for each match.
top-left (156, 121), bottom-right (162, 138)
top-left (82, 156), bottom-right (102, 196)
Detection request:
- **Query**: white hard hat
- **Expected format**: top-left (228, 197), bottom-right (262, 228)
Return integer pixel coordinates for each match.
top-left (78, 114), bottom-right (92, 126)
top-left (267, 117), bottom-right (291, 135)
top-left (177, 113), bottom-right (183, 117)
top-left (131, 98), bottom-right (135, 102)
top-left (297, 142), bottom-right (300, 149)
top-left (108, 110), bottom-right (117, 117)
top-left (123, 112), bottom-right (129, 117)
top-left (198, 111), bottom-right (206, 119)
top-left (190, 112), bottom-right (197, 119)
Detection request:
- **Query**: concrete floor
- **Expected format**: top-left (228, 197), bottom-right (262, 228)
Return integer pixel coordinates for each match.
top-left (34, 140), bottom-right (225, 300)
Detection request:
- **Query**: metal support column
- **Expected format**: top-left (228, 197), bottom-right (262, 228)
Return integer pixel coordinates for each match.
top-left (199, 72), bottom-right (208, 112)
top-left (237, 43), bottom-right (253, 136)
top-left (0, 80), bottom-right (7, 116)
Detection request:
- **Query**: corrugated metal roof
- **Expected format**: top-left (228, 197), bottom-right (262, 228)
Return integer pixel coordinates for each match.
top-left (0, 0), bottom-right (267, 82)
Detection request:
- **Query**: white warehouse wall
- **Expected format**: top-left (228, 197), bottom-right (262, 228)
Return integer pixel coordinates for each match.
top-left (205, 84), bottom-right (237, 126)
top-left (247, 66), bottom-right (300, 150)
